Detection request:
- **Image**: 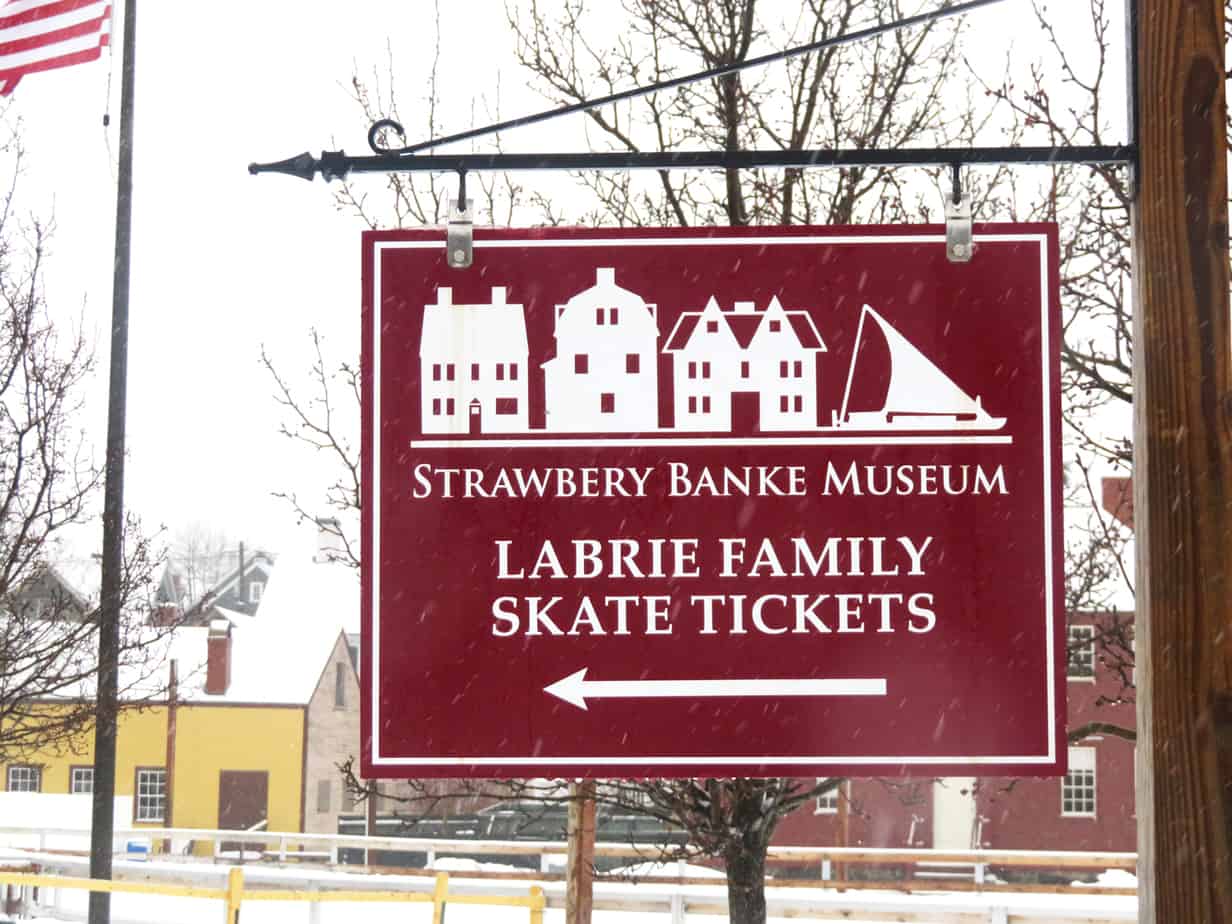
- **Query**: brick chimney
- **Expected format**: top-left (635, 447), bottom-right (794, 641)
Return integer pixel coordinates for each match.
top-left (205, 619), bottom-right (232, 695)
top-left (1101, 476), bottom-right (1134, 529)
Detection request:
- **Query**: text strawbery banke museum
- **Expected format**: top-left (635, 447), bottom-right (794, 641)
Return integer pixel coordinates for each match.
top-left (360, 225), bottom-right (1064, 779)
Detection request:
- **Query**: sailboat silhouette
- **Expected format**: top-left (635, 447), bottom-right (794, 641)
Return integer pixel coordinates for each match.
top-left (834, 305), bottom-right (1007, 432)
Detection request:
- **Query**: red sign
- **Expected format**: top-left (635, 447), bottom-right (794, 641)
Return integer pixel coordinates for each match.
top-left (361, 225), bottom-right (1064, 779)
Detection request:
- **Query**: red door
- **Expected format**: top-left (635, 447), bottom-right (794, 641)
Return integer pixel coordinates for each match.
top-left (218, 770), bottom-right (268, 857)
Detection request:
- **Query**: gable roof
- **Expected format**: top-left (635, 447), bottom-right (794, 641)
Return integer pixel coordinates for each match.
top-left (664, 298), bottom-right (826, 352)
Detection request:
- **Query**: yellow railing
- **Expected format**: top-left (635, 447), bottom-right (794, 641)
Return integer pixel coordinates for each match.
top-left (0, 868), bottom-right (547, 924)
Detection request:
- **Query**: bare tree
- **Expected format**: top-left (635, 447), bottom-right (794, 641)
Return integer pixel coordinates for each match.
top-left (168, 521), bottom-right (233, 605)
top-left (0, 131), bottom-right (166, 764)
top-left (261, 330), bottom-right (360, 569)
top-left (269, 1), bottom-right (1147, 920)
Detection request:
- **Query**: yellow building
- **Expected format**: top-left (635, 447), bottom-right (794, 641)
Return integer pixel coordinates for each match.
top-left (6, 529), bottom-right (361, 840)
top-left (4, 695), bottom-right (305, 833)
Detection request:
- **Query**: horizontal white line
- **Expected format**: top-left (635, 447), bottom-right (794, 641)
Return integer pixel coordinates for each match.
top-left (371, 754), bottom-right (1057, 766)
top-left (0, 3), bottom-right (106, 43)
top-left (410, 435), bottom-right (1013, 448)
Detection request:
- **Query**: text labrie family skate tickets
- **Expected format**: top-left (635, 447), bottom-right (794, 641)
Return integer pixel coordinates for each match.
top-left (407, 459), bottom-right (1009, 640)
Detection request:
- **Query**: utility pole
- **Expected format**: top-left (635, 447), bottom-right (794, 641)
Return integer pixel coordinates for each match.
top-left (1133, 0), bottom-right (1232, 919)
top-left (89, 1), bottom-right (136, 922)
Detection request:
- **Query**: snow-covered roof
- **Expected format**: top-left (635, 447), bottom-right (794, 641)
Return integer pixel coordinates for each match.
top-left (180, 522), bottom-right (359, 705)
top-left (12, 523), bottom-right (359, 708)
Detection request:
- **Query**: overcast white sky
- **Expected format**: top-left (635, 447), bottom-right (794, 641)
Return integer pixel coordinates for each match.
top-left (3, 0), bottom-right (1125, 562)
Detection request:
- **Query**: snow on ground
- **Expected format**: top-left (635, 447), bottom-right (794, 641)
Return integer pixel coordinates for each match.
top-left (0, 794), bottom-right (131, 852)
top-left (428, 856), bottom-right (530, 874)
top-left (1074, 868), bottom-right (1138, 888)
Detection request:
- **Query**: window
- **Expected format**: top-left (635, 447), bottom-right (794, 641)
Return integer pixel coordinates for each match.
top-left (769, 320), bottom-right (781, 332)
top-left (248, 581), bottom-right (264, 603)
top-left (317, 779), bottom-right (331, 813)
top-left (688, 396), bottom-right (697, 413)
top-left (780, 395), bottom-right (789, 413)
top-left (1062, 747), bottom-right (1096, 817)
top-left (706, 320), bottom-right (718, 332)
top-left (446, 398), bottom-right (455, 415)
top-left (335, 662), bottom-right (347, 708)
top-left (70, 766), bottom-right (94, 794)
top-left (1067, 625), bottom-right (1096, 679)
top-left (701, 396), bottom-right (711, 413)
top-left (687, 361), bottom-right (697, 379)
top-left (596, 307), bottom-right (605, 325)
top-left (626, 353), bottom-right (640, 374)
top-left (794, 360), bottom-right (803, 377)
top-left (701, 362), bottom-right (711, 378)
top-left (509, 363), bottom-right (518, 381)
top-left (779, 361), bottom-right (789, 377)
top-left (815, 780), bottom-right (839, 814)
top-left (496, 364), bottom-right (505, 381)
top-left (600, 393), bottom-right (615, 414)
top-left (495, 398), bottom-right (519, 415)
top-left (609, 308), bottom-right (618, 324)
top-left (432, 398), bottom-right (441, 415)
top-left (134, 768), bottom-right (167, 822)
top-left (574, 354), bottom-right (589, 374)
top-left (432, 363), bottom-right (441, 381)
top-left (741, 361), bottom-right (750, 378)
top-left (7, 765), bottom-right (40, 792)
top-left (471, 363), bottom-right (480, 380)
top-left (793, 395), bottom-right (803, 413)
top-left (445, 363), bottom-right (455, 381)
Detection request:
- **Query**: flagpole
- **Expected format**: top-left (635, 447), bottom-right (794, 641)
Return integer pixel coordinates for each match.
top-left (89, 0), bottom-right (136, 920)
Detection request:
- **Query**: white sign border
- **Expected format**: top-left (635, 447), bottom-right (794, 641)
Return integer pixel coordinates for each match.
top-left (368, 232), bottom-right (1058, 769)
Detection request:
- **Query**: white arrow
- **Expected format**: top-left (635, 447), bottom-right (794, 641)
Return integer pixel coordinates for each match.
top-left (544, 668), bottom-right (887, 711)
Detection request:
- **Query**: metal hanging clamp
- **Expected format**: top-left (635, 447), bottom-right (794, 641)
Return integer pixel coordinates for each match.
top-left (447, 170), bottom-right (473, 269)
top-left (945, 164), bottom-right (973, 263)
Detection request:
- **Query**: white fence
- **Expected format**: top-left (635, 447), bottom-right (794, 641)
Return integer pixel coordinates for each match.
top-left (0, 825), bottom-right (1138, 923)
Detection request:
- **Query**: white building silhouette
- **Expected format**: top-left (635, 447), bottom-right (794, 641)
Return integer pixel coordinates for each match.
top-left (419, 286), bottom-right (529, 435)
top-left (663, 296), bottom-right (826, 432)
top-left (542, 268), bottom-right (659, 432)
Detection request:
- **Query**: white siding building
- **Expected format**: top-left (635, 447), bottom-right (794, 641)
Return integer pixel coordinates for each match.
top-left (419, 286), bottom-right (529, 435)
top-left (663, 296), bottom-right (825, 432)
top-left (542, 268), bottom-right (659, 432)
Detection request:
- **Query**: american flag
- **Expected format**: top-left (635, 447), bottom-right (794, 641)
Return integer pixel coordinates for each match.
top-left (0, 0), bottom-right (111, 96)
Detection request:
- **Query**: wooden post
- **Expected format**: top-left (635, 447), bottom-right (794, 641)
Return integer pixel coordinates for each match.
top-left (529, 884), bottom-right (546, 924)
top-left (163, 660), bottom-right (178, 856)
top-left (431, 871), bottom-right (449, 924)
top-left (836, 781), bottom-right (849, 888)
top-left (565, 780), bottom-right (596, 924)
top-left (1133, 0), bottom-right (1232, 919)
top-left (223, 866), bottom-right (243, 924)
